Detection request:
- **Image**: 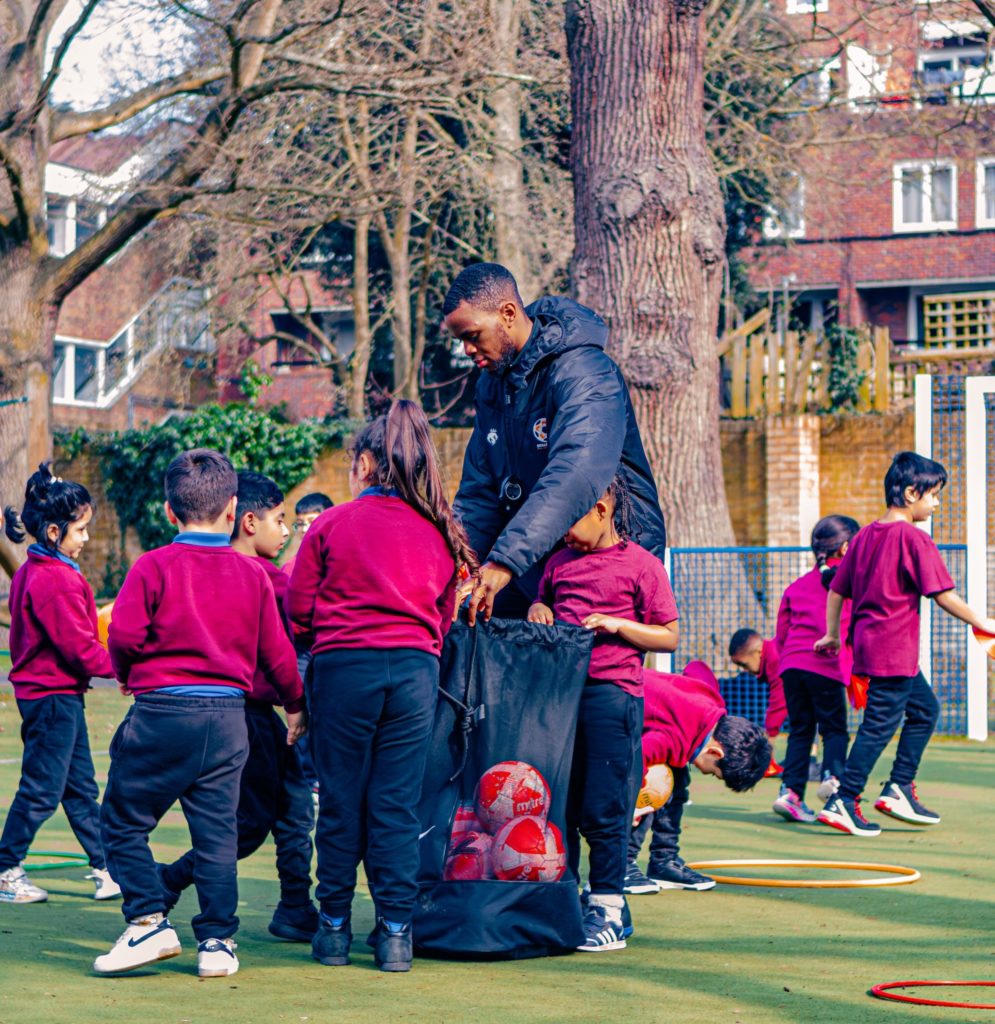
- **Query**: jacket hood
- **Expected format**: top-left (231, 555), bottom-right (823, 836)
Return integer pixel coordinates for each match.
top-left (507, 296), bottom-right (608, 384)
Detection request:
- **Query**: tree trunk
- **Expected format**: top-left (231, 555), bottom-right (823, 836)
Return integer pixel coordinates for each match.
top-left (348, 215), bottom-right (373, 420)
top-left (488, 0), bottom-right (539, 303)
top-left (566, 0), bottom-right (733, 548)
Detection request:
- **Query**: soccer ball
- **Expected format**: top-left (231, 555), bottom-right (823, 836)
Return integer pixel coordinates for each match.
top-left (450, 802), bottom-right (484, 840)
top-left (491, 816), bottom-right (566, 882)
top-left (634, 763), bottom-right (675, 820)
top-left (444, 830), bottom-right (494, 881)
top-left (474, 761), bottom-right (550, 834)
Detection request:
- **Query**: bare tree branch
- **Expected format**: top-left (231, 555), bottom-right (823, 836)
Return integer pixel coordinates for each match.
top-left (34, 0), bottom-right (102, 111)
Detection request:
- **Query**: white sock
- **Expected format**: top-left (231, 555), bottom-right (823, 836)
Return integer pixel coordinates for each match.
top-left (589, 893), bottom-right (624, 927)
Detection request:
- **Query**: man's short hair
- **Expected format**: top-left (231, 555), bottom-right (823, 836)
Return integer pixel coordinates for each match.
top-left (165, 448), bottom-right (237, 525)
top-left (295, 492), bottom-right (333, 516)
top-left (714, 715), bottom-right (771, 792)
top-left (885, 451), bottom-right (947, 508)
top-left (232, 471), bottom-right (284, 539)
top-left (442, 263), bottom-right (524, 317)
top-left (728, 628), bottom-right (760, 658)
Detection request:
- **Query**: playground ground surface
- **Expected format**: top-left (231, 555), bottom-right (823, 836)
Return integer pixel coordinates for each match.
top-left (1, 685), bottom-right (993, 1024)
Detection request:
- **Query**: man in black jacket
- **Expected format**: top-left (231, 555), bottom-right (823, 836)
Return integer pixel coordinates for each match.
top-left (444, 263), bottom-right (667, 621)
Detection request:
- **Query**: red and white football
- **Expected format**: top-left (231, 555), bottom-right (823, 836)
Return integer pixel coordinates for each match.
top-left (474, 761), bottom-right (550, 834)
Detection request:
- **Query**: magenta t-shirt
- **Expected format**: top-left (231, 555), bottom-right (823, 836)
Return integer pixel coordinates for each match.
top-left (830, 520), bottom-right (954, 678)
top-left (538, 541), bottom-right (678, 696)
top-left (776, 566), bottom-right (853, 683)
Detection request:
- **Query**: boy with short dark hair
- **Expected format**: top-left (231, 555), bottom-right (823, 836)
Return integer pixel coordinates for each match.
top-left (158, 471), bottom-right (318, 944)
top-left (625, 662), bottom-right (770, 895)
top-left (728, 628), bottom-right (787, 777)
top-left (96, 449), bottom-right (305, 978)
top-left (816, 451), bottom-right (995, 836)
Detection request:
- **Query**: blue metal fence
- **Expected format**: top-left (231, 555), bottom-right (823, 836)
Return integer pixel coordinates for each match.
top-left (668, 544), bottom-right (970, 737)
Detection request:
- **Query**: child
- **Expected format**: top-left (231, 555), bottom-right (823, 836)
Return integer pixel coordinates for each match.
top-left (626, 662), bottom-right (770, 895)
top-left (728, 628), bottom-right (787, 777)
top-left (528, 476), bottom-right (679, 952)
top-left (816, 452), bottom-right (995, 836)
top-left (772, 515), bottom-right (859, 824)
top-left (283, 491), bottom-right (333, 796)
top-left (0, 466), bottom-right (120, 905)
top-left (287, 401), bottom-right (472, 973)
top-left (158, 472), bottom-right (318, 943)
top-left (95, 449), bottom-right (305, 978)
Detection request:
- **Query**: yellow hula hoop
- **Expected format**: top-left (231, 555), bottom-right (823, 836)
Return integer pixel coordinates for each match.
top-left (686, 859), bottom-right (921, 888)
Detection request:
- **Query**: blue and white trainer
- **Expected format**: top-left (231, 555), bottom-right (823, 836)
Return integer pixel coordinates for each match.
top-left (197, 937), bottom-right (239, 978)
top-left (817, 795), bottom-right (881, 837)
top-left (577, 903), bottom-right (626, 952)
top-left (92, 914), bottom-right (182, 974)
top-left (875, 781), bottom-right (940, 825)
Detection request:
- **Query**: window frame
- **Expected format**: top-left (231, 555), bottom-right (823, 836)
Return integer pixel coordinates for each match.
top-left (787, 0), bottom-right (828, 12)
top-left (763, 177), bottom-right (806, 240)
top-left (976, 158), bottom-right (995, 228)
top-left (892, 160), bottom-right (958, 232)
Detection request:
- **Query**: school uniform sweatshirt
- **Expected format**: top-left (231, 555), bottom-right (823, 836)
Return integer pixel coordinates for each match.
top-left (108, 538), bottom-right (304, 712)
top-left (641, 664), bottom-right (726, 770)
top-left (286, 492), bottom-right (457, 656)
top-left (8, 550), bottom-right (113, 699)
top-left (775, 565), bottom-right (853, 683)
top-left (249, 555), bottom-right (295, 707)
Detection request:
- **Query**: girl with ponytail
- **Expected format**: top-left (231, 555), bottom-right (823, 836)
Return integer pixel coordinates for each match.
top-left (287, 400), bottom-right (475, 973)
top-left (0, 464), bottom-right (119, 905)
top-left (771, 515), bottom-right (860, 825)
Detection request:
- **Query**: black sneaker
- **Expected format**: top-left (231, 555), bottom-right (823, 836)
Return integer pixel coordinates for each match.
top-left (817, 795), bottom-right (881, 836)
top-left (372, 918), bottom-right (413, 973)
top-left (623, 863), bottom-right (660, 895)
top-left (875, 781), bottom-right (941, 825)
top-left (576, 903), bottom-right (626, 952)
top-left (312, 914), bottom-right (352, 966)
top-left (268, 900), bottom-right (320, 942)
top-left (648, 858), bottom-right (716, 891)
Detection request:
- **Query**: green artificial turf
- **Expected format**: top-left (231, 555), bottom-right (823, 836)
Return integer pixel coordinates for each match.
top-left (1, 686), bottom-right (993, 1024)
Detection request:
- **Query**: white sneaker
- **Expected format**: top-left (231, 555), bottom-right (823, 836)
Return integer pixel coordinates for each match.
top-left (197, 937), bottom-right (239, 977)
top-left (0, 865), bottom-right (48, 904)
top-left (87, 868), bottom-right (122, 901)
top-left (816, 773), bottom-right (840, 802)
top-left (93, 914), bottom-right (182, 974)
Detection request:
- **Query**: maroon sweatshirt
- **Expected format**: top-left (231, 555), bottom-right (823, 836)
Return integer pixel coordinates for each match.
top-left (642, 663), bottom-right (726, 771)
top-left (108, 539), bottom-right (304, 712)
top-left (8, 551), bottom-right (113, 700)
top-left (287, 492), bottom-right (457, 656)
top-left (249, 555), bottom-right (295, 706)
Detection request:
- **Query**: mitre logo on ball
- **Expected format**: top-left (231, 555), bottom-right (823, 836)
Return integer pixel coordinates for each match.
top-left (491, 816), bottom-right (566, 882)
top-left (474, 761), bottom-right (551, 834)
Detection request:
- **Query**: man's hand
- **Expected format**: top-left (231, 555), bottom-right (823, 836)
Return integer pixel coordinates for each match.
top-left (457, 562), bottom-right (513, 626)
top-left (582, 613), bottom-right (626, 635)
top-left (528, 602), bottom-right (554, 626)
top-left (285, 710), bottom-right (307, 746)
top-left (814, 633), bottom-right (840, 655)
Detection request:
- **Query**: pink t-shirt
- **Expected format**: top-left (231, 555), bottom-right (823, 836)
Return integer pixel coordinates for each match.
top-left (538, 541), bottom-right (678, 697)
top-left (830, 519), bottom-right (954, 678)
top-left (776, 566), bottom-right (853, 683)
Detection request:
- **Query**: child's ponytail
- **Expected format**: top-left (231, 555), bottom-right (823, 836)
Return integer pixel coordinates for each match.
top-left (7, 463), bottom-right (93, 551)
top-left (352, 401), bottom-right (479, 573)
top-left (811, 514), bottom-right (860, 590)
top-left (607, 472), bottom-right (638, 547)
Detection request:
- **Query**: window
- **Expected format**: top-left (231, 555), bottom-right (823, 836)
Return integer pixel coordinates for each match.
top-left (46, 198), bottom-right (74, 256)
top-left (52, 340), bottom-right (101, 404)
top-left (892, 162), bottom-right (957, 231)
top-left (792, 57), bottom-right (842, 106)
top-left (923, 291), bottom-right (995, 347)
top-left (977, 159), bottom-right (995, 227)
top-left (763, 178), bottom-right (805, 239)
top-left (787, 0), bottom-right (827, 12)
top-left (918, 24), bottom-right (990, 104)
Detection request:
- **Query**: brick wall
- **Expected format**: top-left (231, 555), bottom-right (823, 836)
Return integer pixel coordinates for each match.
top-left (719, 420), bottom-right (767, 547)
top-left (766, 415), bottom-right (822, 546)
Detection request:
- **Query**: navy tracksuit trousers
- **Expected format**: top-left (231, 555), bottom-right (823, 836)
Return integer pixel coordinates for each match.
top-left (100, 693), bottom-right (248, 940)
top-left (627, 764), bottom-right (691, 868)
top-left (309, 648), bottom-right (438, 924)
top-left (160, 701), bottom-right (315, 907)
top-left (566, 682), bottom-right (643, 895)
top-left (839, 671), bottom-right (939, 801)
top-left (0, 694), bottom-right (106, 872)
top-left (781, 668), bottom-right (849, 798)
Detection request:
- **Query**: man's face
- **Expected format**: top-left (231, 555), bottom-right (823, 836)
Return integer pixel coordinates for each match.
top-left (444, 301), bottom-right (520, 374)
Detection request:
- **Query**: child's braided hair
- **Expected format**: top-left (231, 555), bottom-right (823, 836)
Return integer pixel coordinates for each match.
top-left (607, 472), bottom-right (638, 547)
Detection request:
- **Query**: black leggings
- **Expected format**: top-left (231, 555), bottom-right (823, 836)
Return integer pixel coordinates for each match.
top-left (781, 668), bottom-right (849, 799)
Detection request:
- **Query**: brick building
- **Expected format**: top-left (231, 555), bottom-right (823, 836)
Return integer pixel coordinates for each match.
top-left (47, 135), bottom-right (348, 431)
top-left (747, 0), bottom-right (995, 347)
